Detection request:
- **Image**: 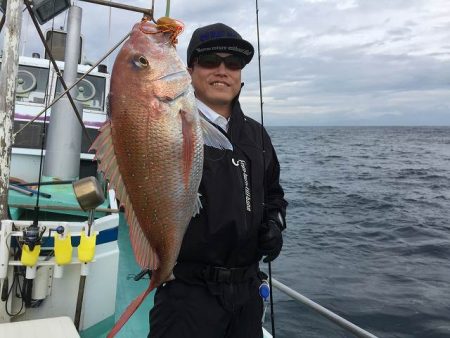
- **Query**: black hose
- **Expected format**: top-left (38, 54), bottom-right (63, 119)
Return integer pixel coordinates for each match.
top-left (23, 278), bottom-right (33, 308)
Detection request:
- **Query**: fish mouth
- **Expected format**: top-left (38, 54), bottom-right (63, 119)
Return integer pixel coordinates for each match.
top-left (156, 89), bottom-right (187, 103)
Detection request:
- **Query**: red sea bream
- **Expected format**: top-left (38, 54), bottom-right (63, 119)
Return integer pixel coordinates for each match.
top-left (90, 18), bottom-right (232, 337)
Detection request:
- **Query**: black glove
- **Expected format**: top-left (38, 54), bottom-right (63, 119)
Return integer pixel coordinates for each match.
top-left (258, 219), bottom-right (283, 263)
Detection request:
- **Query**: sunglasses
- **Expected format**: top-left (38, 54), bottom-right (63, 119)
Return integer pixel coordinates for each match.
top-left (195, 54), bottom-right (245, 70)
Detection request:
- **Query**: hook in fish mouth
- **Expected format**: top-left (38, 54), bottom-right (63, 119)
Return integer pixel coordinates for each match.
top-left (138, 17), bottom-right (184, 46)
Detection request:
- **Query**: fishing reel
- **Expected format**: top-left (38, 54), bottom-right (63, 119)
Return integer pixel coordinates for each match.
top-left (22, 224), bottom-right (46, 252)
top-left (18, 223), bottom-right (47, 273)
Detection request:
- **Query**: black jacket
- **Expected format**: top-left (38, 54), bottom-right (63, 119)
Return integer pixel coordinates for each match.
top-left (177, 99), bottom-right (287, 268)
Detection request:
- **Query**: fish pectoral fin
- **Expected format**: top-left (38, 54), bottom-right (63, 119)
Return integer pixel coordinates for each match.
top-left (192, 193), bottom-right (203, 217)
top-left (200, 116), bottom-right (233, 151)
top-left (181, 110), bottom-right (195, 189)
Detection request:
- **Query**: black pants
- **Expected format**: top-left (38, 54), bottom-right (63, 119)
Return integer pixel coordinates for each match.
top-left (148, 278), bottom-right (263, 338)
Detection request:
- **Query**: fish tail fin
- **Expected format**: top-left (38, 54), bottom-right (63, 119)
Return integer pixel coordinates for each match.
top-left (200, 115), bottom-right (233, 150)
top-left (107, 282), bottom-right (154, 338)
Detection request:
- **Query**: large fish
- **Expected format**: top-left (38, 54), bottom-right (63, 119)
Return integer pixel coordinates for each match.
top-left (90, 18), bottom-right (232, 336)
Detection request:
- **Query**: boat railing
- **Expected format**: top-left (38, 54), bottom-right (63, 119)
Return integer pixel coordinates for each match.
top-left (270, 277), bottom-right (378, 338)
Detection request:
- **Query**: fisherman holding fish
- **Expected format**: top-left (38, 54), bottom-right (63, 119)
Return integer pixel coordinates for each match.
top-left (148, 23), bottom-right (288, 338)
top-left (96, 18), bottom-right (287, 337)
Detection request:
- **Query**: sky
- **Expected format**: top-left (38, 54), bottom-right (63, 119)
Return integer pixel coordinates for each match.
top-left (1, 0), bottom-right (450, 126)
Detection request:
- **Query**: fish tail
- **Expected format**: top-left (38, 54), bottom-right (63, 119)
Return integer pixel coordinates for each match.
top-left (107, 282), bottom-right (154, 338)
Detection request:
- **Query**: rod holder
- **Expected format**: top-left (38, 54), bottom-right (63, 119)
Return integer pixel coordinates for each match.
top-left (25, 266), bottom-right (37, 279)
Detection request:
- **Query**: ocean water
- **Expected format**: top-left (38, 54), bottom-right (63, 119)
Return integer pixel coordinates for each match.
top-left (264, 126), bottom-right (450, 338)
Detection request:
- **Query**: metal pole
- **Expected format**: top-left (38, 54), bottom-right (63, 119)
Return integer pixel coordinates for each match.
top-left (74, 273), bottom-right (86, 330)
top-left (271, 278), bottom-right (379, 338)
top-left (0, 0), bottom-right (22, 220)
top-left (78, 0), bottom-right (153, 17)
top-left (43, 5), bottom-right (84, 180)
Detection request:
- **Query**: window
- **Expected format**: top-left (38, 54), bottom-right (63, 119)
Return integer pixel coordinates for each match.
top-left (14, 65), bottom-right (50, 105)
top-left (55, 73), bottom-right (106, 113)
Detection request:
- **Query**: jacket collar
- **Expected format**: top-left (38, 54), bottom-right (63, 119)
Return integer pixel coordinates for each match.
top-left (228, 97), bottom-right (245, 142)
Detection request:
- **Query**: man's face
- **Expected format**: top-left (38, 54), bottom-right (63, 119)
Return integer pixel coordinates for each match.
top-left (188, 53), bottom-right (242, 113)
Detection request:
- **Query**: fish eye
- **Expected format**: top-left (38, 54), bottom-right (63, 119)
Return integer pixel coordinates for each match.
top-left (134, 55), bottom-right (149, 68)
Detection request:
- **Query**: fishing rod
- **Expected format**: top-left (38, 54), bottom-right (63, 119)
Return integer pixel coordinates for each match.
top-left (255, 0), bottom-right (276, 337)
top-left (165, 0), bottom-right (171, 16)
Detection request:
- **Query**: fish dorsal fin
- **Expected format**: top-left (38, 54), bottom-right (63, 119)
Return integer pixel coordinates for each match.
top-left (200, 114), bottom-right (233, 151)
top-left (90, 122), bottom-right (159, 270)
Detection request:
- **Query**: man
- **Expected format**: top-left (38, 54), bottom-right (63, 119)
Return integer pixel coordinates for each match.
top-left (149, 23), bottom-right (287, 338)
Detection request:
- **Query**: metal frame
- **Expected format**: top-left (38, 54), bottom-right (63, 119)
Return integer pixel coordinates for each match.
top-left (78, 0), bottom-right (153, 17)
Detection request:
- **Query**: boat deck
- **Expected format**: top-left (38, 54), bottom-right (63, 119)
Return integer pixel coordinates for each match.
top-left (81, 213), bottom-right (155, 338)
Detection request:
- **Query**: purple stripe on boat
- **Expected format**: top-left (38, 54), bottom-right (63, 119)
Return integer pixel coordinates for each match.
top-left (14, 113), bottom-right (105, 128)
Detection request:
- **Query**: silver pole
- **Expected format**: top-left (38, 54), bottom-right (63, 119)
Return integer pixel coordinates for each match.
top-left (0, 0), bottom-right (22, 219)
top-left (271, 278), bottom-right (378, 338)
top-left (43, 6), bottom-right (83, 180)
top-left (78, 0), bottom-right (153, 17)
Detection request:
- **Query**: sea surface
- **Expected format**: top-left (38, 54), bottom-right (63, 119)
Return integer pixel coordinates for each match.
top-left (264, 126), bottom-right (450, 338)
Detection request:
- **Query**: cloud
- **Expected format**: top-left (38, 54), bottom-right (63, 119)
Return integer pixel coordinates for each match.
top-left (1, 0), bottom-right (449, 125)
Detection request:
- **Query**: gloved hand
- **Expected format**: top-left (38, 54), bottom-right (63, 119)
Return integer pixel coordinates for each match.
top-left (258, 219), bottom-right (283, 263)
